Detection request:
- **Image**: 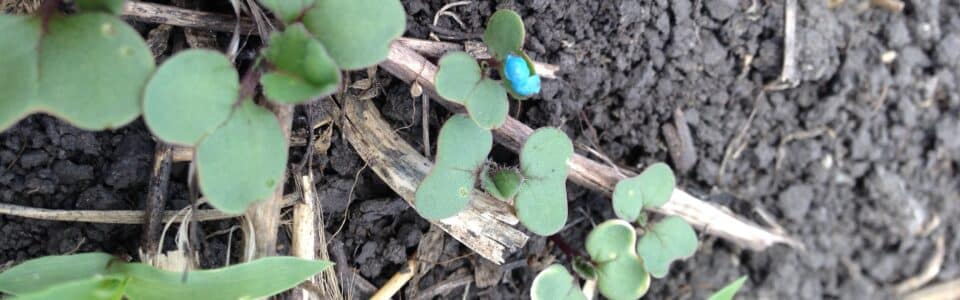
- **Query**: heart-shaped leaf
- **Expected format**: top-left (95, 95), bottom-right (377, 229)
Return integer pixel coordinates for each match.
top-left (0, 15), bottom-right (40, 131)
top-left (143, 49), bottom-right (238, 146)
top-left (302, 0), bottom-right (405, 70)
top-left (262, 24), bottom-right (340, 104)
top-left (595, 255), bottom-right (651, 300)
top-left (435, 52), bottom-right (508, 129)
top-left (636, 216), bottom-right (698, 278)
top-left (585, 220), bottom-right (637, 263)
top-left (707, 276), bottom-right (748, 300)
top-left (197, 100), bottom-right (288, 214)
top-left (259, 0), bottom-right (314, 24)
top-left (612, 162), bottom-right (675, 222)
top-left (531, 265), bottom-right (587, 300)
top-left (0, 253), bottom-right (115, 295)
top-left (118, 257), bottom-right (331, 300)
top-left (35, 13), bottom-right (155, 130)
top-left (514, 128), bottom-right (573, 236)
top-left (435, 52), bottom-right (481, 103)
top-left (480, 167), bottom-right (522, 201)
top-left (483, 9), bottom-right (525, 60)
top-left (464, 79), bottom-right (508, 129)
top-left (415, 115), bottom-right (492, 220)
top-left (75, 0), bottom-right (126, 14)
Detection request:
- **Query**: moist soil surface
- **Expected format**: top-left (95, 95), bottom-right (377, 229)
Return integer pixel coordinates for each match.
top-left (2, 0), bottom-right (959, 299)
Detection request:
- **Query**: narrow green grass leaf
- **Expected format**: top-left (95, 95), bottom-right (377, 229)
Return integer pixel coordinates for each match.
top-left (707, 276), bottom-right (748, 300)
top-left (0, 253), bottom-right (114, 295)
top-left (119, 257), bottom-right (331, 300)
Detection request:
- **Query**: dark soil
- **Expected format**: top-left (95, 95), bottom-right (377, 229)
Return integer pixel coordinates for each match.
top-left (3, 0), bottom-right (959, 299)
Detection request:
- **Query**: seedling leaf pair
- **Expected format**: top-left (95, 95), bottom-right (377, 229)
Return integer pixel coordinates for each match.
top-left (0, 253), bottom-right (332, 300)
top-left (530, 265), bottom-right (587, 300)
top-left (435, 52), bottom-right (509, 129)
top-left (515, 128), bottom-right (574, 236)
top-left (415, 115), bottom-right (492, 220)
top-left (585, 220), bottom-right (651, 299)
top-left (612, 162), bottom-right (676, 222)
top-left (0, 13), bottom-right (154, 131)
top-left (143, 50), bottom-right (287, 214)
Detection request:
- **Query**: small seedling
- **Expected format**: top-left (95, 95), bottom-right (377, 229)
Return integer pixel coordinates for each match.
top-left (0, 253), bottom-right (332, 300)
top-left (611, 162), bottom-right (697, 278)
top-left (142, 49), bottom-right (288, 214)
top-left (513, 128), bottom-right (574, 236)
top-left (434, 9), bottom-right (541, 129)
top-left (435, 52), bottom-right (509, 129)
top-left (612, 162), bottom-right (676, 222)
top-left (416, 125), bottom-right (573, 236)
top-left (415, 114), bottom-right (493, 220)
top-left (531, 162), bottom-right (700, 300)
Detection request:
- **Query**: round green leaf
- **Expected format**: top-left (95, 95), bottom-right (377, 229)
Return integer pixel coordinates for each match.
top-left (636, 216), bottom-right (698, 278)
top-left (302, 0), bottom-right (405, 70)
top-left (707, 276), bottom-right (748, 300)
top-left (119, 257), bottom-right (332, 300)
top-left (531, 265), bottom-right (587, 300)
top-left (520, 128), bottom-right (574, 180)
top-left (415, 115), bottom-right (492, 220)
top-left (612, 162), bottom-right (675, 222)
top-left (262, 24), bottom-right (341, 104)
top-left (143, 50), bottom-right (238, 146)
top-left (585, 220), bottom-right (637, 263)
top-left (35, 13), bottom-right (154, 130)
top-left (435, 52), bottom-right (481, 103)
top-left (483, 9), bottom-right (525, 60)
top-left (432, 114), bottom-right (492, 169)
top-left (0, 15), bottom-right (40, 131)
top-left (197, 100), bottom-right (288, 214)
top-left (464, 79), bottom-right (509, 129)
top-left (514, 179), bottom-right (567, 236)
top-left (596, 255), bottom-right (650, 300)
top-left (259, 0), bottom-right (314, 24)
top-left (415, 169), bottom-right (476, 221)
